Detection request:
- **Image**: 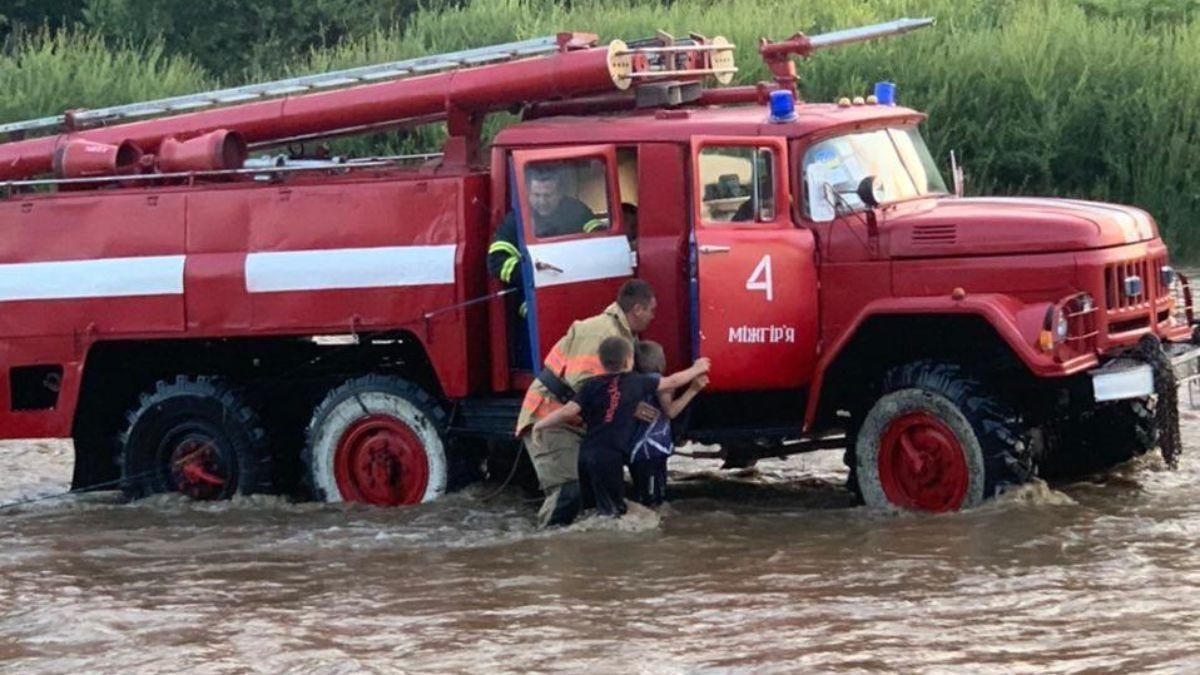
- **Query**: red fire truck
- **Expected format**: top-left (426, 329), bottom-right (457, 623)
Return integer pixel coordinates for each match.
top-left (0, 19), bottom-right (1195, 513)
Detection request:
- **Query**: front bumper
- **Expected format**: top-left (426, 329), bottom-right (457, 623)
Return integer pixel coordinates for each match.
top-left (1090, 340), bottom-right (1200, 402)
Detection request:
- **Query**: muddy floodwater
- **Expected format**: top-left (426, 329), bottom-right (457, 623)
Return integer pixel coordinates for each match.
top-left (5, 408), bottom-right (1200, 673)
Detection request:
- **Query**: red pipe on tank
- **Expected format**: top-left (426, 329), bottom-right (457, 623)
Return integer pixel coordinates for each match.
top-left (0, 44), bottom-right (621, 181)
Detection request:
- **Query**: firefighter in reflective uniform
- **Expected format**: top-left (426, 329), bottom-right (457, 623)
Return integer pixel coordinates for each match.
top-left (488, 164), bottom-right (609, 366)
top-left (487, 165), bottom-right (608, 306)
top-left (516, 279), bottom-right (657, 528)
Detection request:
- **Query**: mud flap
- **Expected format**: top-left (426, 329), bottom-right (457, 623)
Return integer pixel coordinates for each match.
top-left (1134, 335), bottom-right (1182, 469)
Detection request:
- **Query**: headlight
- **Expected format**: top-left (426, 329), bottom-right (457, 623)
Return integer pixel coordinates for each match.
top-left (1040, 294), bottom-right (1093, 352)
top-left (1040, 305), bottom-right (1067, 352)
top-left (1054, 312), bottom-right (1069, 341)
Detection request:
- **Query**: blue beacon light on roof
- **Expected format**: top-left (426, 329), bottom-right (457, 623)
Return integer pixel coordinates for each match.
top-left (768, 90), bottom-right (797, 123)
top-left (874, 81), bottom-right (896, 105)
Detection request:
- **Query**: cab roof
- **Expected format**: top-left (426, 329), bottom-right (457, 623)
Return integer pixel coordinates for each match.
top-left (494, 102), bottom-right (926, 147)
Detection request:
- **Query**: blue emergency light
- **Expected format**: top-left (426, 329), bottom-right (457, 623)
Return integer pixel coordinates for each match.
top-left (874, 81), bottom-right (896, 105)
top-left (768, 90), bottom-right (797, 123)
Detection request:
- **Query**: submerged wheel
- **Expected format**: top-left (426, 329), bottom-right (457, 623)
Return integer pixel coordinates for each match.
top-left (855, 360), bottom-right (1032, 512)
top-left (303, 375), bottom-right (447, 506)
top-left (118, 376), bottom-right (272, 501)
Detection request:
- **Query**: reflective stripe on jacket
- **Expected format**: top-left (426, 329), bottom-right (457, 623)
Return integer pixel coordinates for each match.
top-left (515, 301), bottom-right (633, 435)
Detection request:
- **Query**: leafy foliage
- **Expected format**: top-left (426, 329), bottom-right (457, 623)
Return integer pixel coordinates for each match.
top-left (0, 1), bottom-right (84, 39)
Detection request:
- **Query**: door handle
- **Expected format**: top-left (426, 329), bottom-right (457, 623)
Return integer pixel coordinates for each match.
top-left (699, 245), bottom-right (731, 254)
top-left (535, 260), bottom-right (564, 273)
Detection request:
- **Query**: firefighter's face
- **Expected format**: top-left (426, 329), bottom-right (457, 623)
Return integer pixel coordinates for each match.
top-left (528, 177), bottom-right (563, 217)
top-left (628, 296), bottom-right (657, 332)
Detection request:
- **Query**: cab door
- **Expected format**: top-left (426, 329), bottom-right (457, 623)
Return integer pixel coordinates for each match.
top-left (511, 145), bottom-right (633, 363)
top-left (690, 136), bottom-right (818, 391)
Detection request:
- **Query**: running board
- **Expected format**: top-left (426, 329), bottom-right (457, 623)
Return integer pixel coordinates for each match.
top-left (448, 397), bottom-right (522, 439)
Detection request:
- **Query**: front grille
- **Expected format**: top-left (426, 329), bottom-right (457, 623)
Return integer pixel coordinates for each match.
top-left (1104, 257), bottom-right (1153, 310)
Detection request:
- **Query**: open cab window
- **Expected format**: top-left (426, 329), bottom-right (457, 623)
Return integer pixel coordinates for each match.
top-left (519, 154), bottom-right (617, 241)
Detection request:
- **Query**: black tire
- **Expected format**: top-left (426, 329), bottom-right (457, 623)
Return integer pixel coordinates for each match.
top-left (303, 375), bottom-right (449, 506)
top-left (118, 376), bottom-right (273, 501)
top-left (1041, 398), bottom-right (1158, 478)
top-left (855, 360), bottom-right (1032, 511)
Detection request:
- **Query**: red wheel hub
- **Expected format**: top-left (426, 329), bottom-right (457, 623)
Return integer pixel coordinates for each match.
top-left (334, 414), bottom-right (429, 506)
top-left (877, 412), bottom-right (968, 512)
top-left (169, 436), bottom-right (227, 500)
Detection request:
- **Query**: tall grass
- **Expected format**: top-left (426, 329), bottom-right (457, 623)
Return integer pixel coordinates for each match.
top-left (0, 31), bottom-right (211, 126)
top-left (5, 1), bottom-right (1200, 257)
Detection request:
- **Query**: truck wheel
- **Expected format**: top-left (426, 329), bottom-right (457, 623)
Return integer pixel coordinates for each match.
top-left (303, 375), bottom-right (447, 506)
top-left (855, 361), bottom-right (1032, 512)
top-left (119, 376), bottom-right (272, 501)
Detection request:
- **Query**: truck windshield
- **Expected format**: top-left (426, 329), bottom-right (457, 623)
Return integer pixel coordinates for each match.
top-left (803, 127), bottom-right (947, 220)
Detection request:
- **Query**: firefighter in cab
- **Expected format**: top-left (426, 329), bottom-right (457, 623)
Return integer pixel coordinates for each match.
top-left (487, 163), bottom-right (608, 317)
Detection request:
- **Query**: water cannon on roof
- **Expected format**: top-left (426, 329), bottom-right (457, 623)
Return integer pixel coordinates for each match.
top-left (759, 17), bottom-right (935, 93)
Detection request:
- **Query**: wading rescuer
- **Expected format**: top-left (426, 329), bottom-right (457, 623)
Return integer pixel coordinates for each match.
top-left (516, 280), bottom-right (657, 527)
top-left (487, 165), bottom-right (607, 348)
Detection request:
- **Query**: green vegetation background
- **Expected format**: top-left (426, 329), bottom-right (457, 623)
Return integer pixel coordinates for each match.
top-left (5, 0), bottom-right (1200, 257)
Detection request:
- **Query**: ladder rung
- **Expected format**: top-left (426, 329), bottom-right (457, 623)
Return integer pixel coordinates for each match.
top-left (218, 93), bottom-right (262, 104)
top-left (264, 85), bottom-right (312, 96)
top-left (412, 62), bottom-right (455, 73)
top-left (169, 100), bottom-right (211, 112)
top-left (362, 70), bottom-right (409, 81)
top-left (316, 77), bottom-right (362, 88)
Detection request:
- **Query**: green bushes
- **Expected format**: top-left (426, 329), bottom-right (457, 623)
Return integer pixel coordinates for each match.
top-left (0, 31), bottom-right (211, 129)
top-left (4, 0), bottom-right (1200, 257)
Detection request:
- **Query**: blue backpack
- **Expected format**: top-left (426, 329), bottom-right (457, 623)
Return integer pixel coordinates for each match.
top-left (630, 403), bottom-right (673, 463)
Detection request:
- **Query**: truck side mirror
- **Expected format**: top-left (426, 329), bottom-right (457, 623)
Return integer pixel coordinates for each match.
top-left (856, 175), bottom-right (881, 208)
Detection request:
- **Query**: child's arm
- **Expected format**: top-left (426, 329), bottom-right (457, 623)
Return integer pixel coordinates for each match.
top-left (532, 401), bottom-right (582, 433)
top-left (657, 357), bottom-right (711, 392)
top-left (657, 374), bottom-right (708, 419)
top-left (662, 372), bottom-right (705, 415)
